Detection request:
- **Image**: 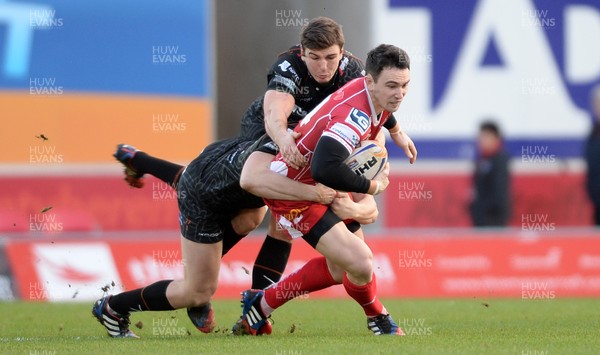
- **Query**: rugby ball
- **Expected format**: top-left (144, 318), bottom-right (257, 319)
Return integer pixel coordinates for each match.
top-left (344, 140), bottom-right (388, 180)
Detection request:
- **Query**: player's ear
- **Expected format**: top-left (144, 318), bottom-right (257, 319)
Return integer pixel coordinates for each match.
top-left (300, 45), bottom-right (306, 60)
top-left (365, 74), bottom-right (375, 89)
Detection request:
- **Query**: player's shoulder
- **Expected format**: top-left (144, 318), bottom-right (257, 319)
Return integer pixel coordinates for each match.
top-left (340, 50), bottom-right (365, 72)
top-left (336, 77), bottom-right (368, 101)
top-left (341, 49), bottom-right (363, 65)
top-left (329, 80), bottom-right (371, 129)
top-left (273, 45), bottom-right (304, 67)
top-left (269, 44), bottom-right (307, 83)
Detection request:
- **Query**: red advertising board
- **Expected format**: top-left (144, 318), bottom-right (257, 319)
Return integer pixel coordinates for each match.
top-left (5, 232), bottom-right (600, 301)
top-left (1, 172), bottom-right (594, 233)
top-left (385, 173), bottom-right (594, 228)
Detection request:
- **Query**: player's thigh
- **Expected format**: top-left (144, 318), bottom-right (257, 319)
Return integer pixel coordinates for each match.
top-left (353, 226), bottom-right (365, 241)
top-left (231, 206), bottom-right (268, 235)
top-left (177, 185), bottom-right (224, 293)
top-left (314, 222), bottom-right (372, 274)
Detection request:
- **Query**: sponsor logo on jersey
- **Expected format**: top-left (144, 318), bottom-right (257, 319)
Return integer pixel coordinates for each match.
top-left (284, 206), bottom-right (309, 222)
top-left (278, 60), bottom-right (291, 72)
top-left (272, 75), bottom-right (298, 95)
top-left (292, 105), bottom-right (307, 117)
top-left (345, 108), bottom-right (370, 134)
top-left (286, 65), bottom-right (300, 81)
top-left (333, 89), bottom-right (345, 101)
top-left (339, 56), bottom-right (349, 71)
top-left (328, 122), bottom-right (360, 150)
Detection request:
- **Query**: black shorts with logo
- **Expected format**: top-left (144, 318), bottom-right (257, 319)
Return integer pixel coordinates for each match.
top-left (177, 137), bottom-right (265, 244)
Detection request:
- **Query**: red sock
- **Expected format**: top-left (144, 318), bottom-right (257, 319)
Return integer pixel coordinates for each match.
top-left (264, 257), bottom-right (338, 310)
top-left (342, 273), bottom-right (385, 317)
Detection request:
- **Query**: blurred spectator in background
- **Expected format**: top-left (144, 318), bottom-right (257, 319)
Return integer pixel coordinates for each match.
top-left (470, 121), bottom-right (511, 227)
top-left (585, 84), bottom-right (600, 226)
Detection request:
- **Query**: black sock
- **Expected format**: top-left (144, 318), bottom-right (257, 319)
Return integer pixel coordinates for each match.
top-left (131, 152), bottom-right (185, 188)
top-left (108, 280), bottom-right (174, 314)
top-left (222, 222), bottom-right (247, 256)
top-left (252, 235), bottom-right (291, 289)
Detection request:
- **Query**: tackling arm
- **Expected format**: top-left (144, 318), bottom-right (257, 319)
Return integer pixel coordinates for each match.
top-left (263, 90), bottom-right (306, 168)
top-left (331, 193), bottom-right (379, 225)
top-left (240, 151), bottom-right (336, 204)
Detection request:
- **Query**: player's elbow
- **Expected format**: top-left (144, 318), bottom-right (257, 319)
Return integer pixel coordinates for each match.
top-left (241, 152), bottom-right (271, 194)
top-left (240, 159), bottom-right (263, 194)
top-left (239, 168), bottom-right (259, 194)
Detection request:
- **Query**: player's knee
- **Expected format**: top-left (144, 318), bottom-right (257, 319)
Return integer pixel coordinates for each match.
top-left (232, 219), bottom-right (256, 236)
top-left (232, 209), bottom-right (265, 235)
top-left (348, 248), bottom-right (373, 280)
top-left (247, 210), bottom-right (266, 231)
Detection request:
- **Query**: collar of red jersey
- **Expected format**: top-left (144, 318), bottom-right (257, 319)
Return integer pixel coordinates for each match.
top-left (363, 78), bottom-right (381, 126)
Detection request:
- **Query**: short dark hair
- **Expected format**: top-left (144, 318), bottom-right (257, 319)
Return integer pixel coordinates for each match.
top-left (480, 120), bottom-right (502, 138)
top-left (365, 44), bottom-right (410, 81)
top-left (300, 17), bottom-right (345, 51)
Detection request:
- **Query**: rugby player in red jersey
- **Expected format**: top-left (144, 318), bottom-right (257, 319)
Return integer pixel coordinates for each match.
top-left (237, 44), bottom-right (413, 336)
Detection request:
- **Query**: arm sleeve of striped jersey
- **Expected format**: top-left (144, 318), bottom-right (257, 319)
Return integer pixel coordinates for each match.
top-left (311, 136), bottom-right (371, 194)
top-left (384, 114), bottom-right (397, 130)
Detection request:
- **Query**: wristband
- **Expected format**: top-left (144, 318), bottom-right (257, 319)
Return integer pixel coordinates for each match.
top-left (373, 180), bottom-right (381, 195)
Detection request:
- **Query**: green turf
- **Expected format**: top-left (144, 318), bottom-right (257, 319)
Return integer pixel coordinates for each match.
top-left (0, 298), bottom-right (598, 354)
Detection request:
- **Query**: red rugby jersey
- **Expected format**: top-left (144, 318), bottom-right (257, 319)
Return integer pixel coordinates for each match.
top-left (268, 77), bottom-right (391, 186)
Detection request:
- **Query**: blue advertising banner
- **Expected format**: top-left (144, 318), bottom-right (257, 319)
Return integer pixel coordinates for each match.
top-left (374, 0), bottom-right (600, 158)
top-left (0, 0), bottom-right (211, 97)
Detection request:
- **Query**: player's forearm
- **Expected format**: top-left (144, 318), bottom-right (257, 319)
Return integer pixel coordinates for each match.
top-left (331, 193), bottom-right (379, 224)
top-left (352, 193), bottom-right (379, 224)
top-left (241, 152), bottom-right (321, 202)
top-left (264, 90), bottom-right (295, 143)
top-left (256, 173), bottom-right (322, 201)
top-left (390, 133), bottom-right (403, 149)
top-left (265, 112), bottom-right (289, 144)
top-left (387, 121), bottom-right (403, 138)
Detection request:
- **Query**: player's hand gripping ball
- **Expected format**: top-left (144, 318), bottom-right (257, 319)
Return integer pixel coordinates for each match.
top-left (343, 140), bottom-right (388, 180)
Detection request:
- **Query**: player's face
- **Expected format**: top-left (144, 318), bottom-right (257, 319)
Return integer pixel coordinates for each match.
top-left (302, 45), bottom-right (343, 84)
top-left (367, 67), bottom-right (410, 113)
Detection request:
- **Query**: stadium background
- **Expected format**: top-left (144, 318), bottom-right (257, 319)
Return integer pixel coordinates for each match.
top-left (1, 0), bottom-right (599, 301)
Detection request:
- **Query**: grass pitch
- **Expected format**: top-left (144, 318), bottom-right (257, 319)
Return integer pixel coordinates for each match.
top-left (0, 298), bottom-right (598, 354)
